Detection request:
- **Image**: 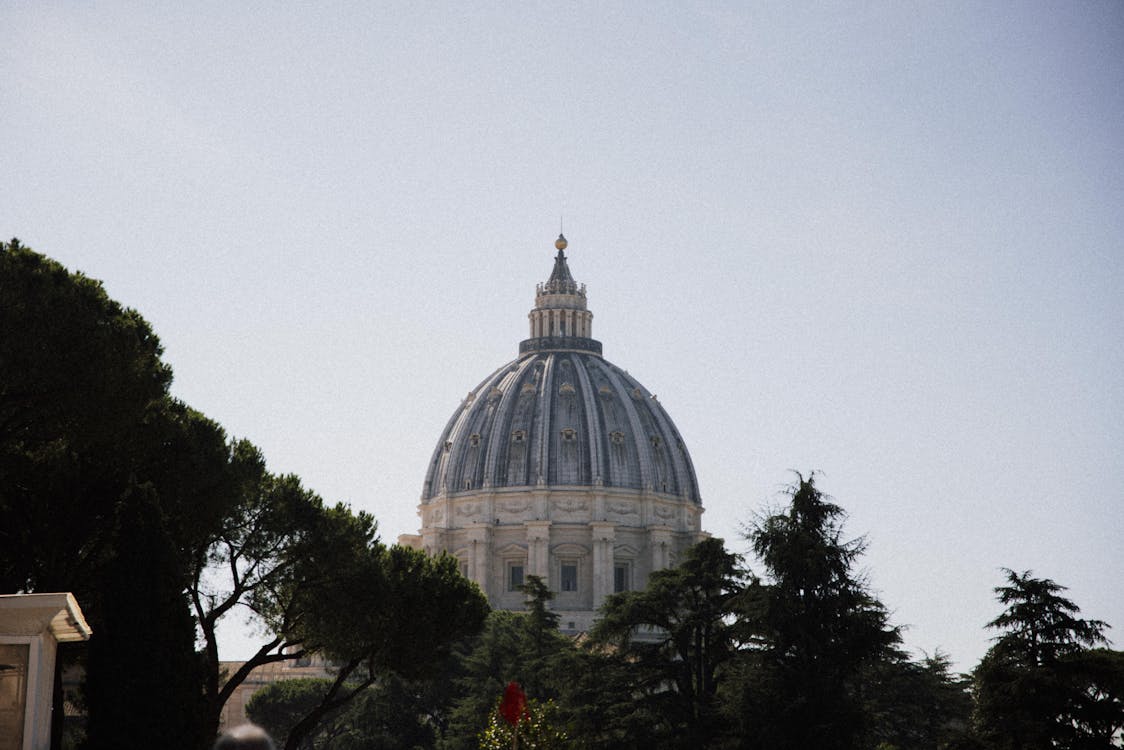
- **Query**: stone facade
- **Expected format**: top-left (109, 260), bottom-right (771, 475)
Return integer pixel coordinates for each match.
top-left (400, 235), bottom-right (706, 632)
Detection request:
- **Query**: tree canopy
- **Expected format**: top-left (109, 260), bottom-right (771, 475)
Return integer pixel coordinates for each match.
top-left (1, 240), bottom-right (489, 750)
top-left (725, 473), bottom-right (902, 750)
top-left (974, 569), bottom-right (1123, 749)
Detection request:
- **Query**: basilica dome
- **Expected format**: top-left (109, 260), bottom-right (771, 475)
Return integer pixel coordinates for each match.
top-left (403, 235), bottom-right (706, 632)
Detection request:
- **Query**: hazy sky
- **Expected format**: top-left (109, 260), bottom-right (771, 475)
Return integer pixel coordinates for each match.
top-left (4, 2), bottom-right (1122, 671)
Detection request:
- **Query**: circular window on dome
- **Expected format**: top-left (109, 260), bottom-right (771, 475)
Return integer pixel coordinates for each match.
top-left (511, 430), bottom-right (526, 443)
top-left (610, 431), bottom-right (625, 445)
top-left (561, 428), bottom-right (577, 441)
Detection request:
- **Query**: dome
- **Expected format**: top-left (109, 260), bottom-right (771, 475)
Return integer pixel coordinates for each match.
top-left (421, 352), bottom-right (701, 502)
top-left (404, 235), bottom-right (705, 631)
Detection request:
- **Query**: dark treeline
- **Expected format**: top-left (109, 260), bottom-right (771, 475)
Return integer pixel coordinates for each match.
top-left (3, 240), bottom-right (1122, 750)
top-left (245, 474), bottom-right (1124, 749)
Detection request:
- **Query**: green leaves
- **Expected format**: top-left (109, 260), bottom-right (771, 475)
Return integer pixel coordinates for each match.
top-left (974, 569), bottom-right (1121, 749)
top-left (731, 473), bottom-right (901, 750)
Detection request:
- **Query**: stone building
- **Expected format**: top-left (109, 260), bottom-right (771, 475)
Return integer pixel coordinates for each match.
top-left (400, 234), bottom-right (706, 633)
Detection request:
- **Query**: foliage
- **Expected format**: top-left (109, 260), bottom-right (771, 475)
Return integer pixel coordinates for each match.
top-left (440, 579), bottom-right (572, 750)
top-left (477, 697), bottom-right (568, 750)
top-left (860, 649), bottom-right (974, 750)
top-left (192, 468), bottom-right (378, 737)
top-left (247, 673), bottom-right (459, 750)
top-left (974, 568), bottom-right (1123, 749)
top-left (329, 674), bottom-right (446, 750)
top-left (81, 486), bottom-right (206, 750)
top-left (0, 237), bottom-right (174, 597)
top-left (0, 241), bottom-right (489, 750)
top-left (246, 679), bottom-right (347, 750)
top-left (0, 240), bottom-right (226, 750)
top-left (588, 536), bottom-right (745, 748)
top-left (279, 546), bottom-right (489, 750)
top-left (729, 473), bottom-right (900, 750)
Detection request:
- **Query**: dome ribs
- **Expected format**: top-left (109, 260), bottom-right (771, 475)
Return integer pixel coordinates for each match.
top-left (572, 354), bottom-right (604, 485)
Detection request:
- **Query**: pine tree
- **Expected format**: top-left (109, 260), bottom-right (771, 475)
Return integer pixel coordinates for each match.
top-left (82, 486), bottom-right (206, 750)
top-left (974, 569), bottom-right (1122, 749)
top-left (731, 473), bottom-right (899, 750)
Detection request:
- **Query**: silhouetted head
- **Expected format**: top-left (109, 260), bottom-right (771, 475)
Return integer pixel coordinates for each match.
top-left (213, 724), bottom-right (276, 750)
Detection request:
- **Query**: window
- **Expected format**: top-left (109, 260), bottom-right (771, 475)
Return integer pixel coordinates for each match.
top-left (614, 563), bottom-right (630, 593)
top-left (508, 563), bottom-right (524, 591)
top-left (560, 562), bottom-right (578, 592)
top-left (458, 559), bottom-right (469, 577)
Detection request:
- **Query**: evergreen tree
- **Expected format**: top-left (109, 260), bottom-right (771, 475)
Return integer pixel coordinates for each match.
top-left (439, 577), bottom-right (573, 750)
top-left (589, 537), bottom-right (745, 748)
top-left (974, 569), bottom-right (1122, 749)
top-left (82, 486), bottom-right (206, 750)
top-left (730, 473), bottom-right (899, 750)
top-left (860, 649), bottom-right (974, 750)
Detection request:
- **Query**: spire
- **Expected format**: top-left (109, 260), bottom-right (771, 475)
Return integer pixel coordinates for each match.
top-left (519, 233), bottom-right (602, 356)
top-left (544, 235), bottom-right (578, 293)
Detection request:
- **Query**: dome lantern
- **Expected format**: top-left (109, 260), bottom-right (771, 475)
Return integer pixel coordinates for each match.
top-left (522, 235), bottom-right (600, 355)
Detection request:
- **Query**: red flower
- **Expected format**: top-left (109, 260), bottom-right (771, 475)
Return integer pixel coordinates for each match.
top-left (499, 681), bottom-right (527, 726)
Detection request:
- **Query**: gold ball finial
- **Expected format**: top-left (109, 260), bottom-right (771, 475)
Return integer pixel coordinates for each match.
top-left (555, 233), bottom-right (567, 251)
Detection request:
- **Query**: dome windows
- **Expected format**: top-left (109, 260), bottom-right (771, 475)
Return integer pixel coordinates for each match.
top-left (423, 351), bottom-right (700, 503)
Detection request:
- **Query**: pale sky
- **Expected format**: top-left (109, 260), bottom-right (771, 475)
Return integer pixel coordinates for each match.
top-left (4, 2), bottom-right (1122, 672)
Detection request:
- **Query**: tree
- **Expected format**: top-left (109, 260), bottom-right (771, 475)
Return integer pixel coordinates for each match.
top-left (1, 240), bottom-right (490, 750)
top-left (477, 696), bottom-right (569, 750)
top-left (439, 576), bottom-right (581, 750)
top-left (860, 648), bottom-right (974, 750)
top-left (280, 545), bottom-right (489, 750)
top-left (729, 473), bottom-right (900, 750)
top-left (974, 568), bottom-right (1123, 749)
top-left (81, 485), bottom-right (206, 750)
top-left (0, 238), bottom-right (173, 597)
top-left (246, 679), bottom-right (349, 750)
top-left (588, 536), bottom-right (745, 748)
top-left (190, 466), bottom-right (373, 740)
top-left (1, 240), bottom-right (229, 749)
